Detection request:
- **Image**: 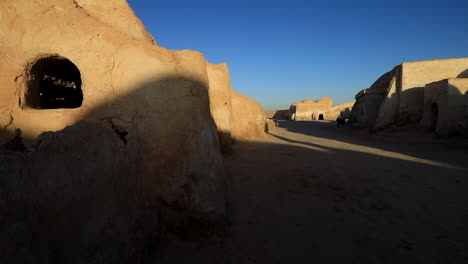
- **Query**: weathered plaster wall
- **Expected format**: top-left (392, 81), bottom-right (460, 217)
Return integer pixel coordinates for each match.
top-left (0, 1), bottom-right (227, 261)
top-left (231, 91), bottom-right (267, 140)
top-left (0, 122), bottom-right (147, 263)
top-left (373, 74), bottom-right (400, 130)
top-left (289, 97), bottom-right (354, 121)
top-left (1, 0), bottom-right (228, 211)
top-left (294, 102), bottom-right (329, 120)
top-left (358, 58), bottom-right (468, 132)
top-left (399, 58), bottom-right (468, 123)
top-left (351, 89), bottom-right (387, 127)
top-left (75, 0), bottom-right (157, 45)
top-left (315, 97), bottom-right (333, 108)
top-left (420, 78), bottom-right (468, 136)
top-left (326, 101), bottom-right (355, 120)
top-left (264, 109), bottom-right (289, 120)
top-left (350, 66), bottom-right (400, 128)
top-left (206, 62), bottom-right (232, 153)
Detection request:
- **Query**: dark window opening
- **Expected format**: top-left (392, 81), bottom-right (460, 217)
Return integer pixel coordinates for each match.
top-left (25, 55), bottom-right (83, 109)
top-left (430, 103), bottom-right (438, 131)
top-left (319, 114), bottom-right (324, 120)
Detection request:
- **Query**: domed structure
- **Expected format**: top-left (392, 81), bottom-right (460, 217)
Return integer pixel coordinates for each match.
top-left (286, 97), bottom-right (354, 121)
top-left (315, 97), bottom-right (333, 108)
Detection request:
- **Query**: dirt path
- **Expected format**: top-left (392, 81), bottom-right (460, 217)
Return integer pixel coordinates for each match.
top-left (157, 121), bottom-right (468, 264)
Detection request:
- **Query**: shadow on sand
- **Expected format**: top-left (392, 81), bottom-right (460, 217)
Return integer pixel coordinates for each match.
top-left (156, 138), bottom-right (468, 264)
top-left (273, 120), bottom-right (468, 169)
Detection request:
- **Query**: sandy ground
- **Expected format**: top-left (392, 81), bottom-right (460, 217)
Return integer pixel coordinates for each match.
top-left (157, 121), bottom-right (468, 264)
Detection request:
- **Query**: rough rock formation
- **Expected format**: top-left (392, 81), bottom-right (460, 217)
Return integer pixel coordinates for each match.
top-left (231, 91), bottom-right (267, 140)
top-left (350, 58), bottom-right (468, 135)
top-left (287, 97), bottom-right (355, 121)
top-left (0, 0), bottom-right (236, 262)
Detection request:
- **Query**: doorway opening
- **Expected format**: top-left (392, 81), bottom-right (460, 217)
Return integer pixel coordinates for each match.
top-left (25, 55), bottom-right (83, 109)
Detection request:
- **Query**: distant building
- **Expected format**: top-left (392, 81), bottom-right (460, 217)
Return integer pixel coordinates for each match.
top-left (350, 58), bottom-right (468, 136)
top-left (288, 98), bottom-right (354, 121)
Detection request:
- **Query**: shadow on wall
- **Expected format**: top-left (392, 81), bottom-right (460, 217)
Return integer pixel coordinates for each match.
top-left (457, 69), bottom-right (468, 78)
top-left (396, 86), bottom-right (426, 125)
top-left (0, 75), bottom-right (227, 264)
top-left (422, 84), bottom-right (468, 137)
top-left (272, 109), bottom-right (289, 120)
top-left (368, 83), bottom-right (468, 136)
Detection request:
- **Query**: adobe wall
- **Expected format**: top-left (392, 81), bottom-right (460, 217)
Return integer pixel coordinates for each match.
top-left (315, 97), bottom-right (333, 108)
top-left (368, 58), bottom-right (468, 131)
top-left (289, 97), bottom-right (354, 121)
top-left (372, 73), bottom-right (400, 130)
top-left (0, 1), bottom-right (227, 261)
top-left (74, 0), bottom-right (157, 45)
top-left (420, 78), bottom-right (468, 136)
top-left (399, 58), bottom-right (468, 123)
top-left (264, 109), bottom-right (289, 120)
top-left (351, 89), bottom-right (387, 127)
top-left (231, 90), bottom-right (267, 140)
top-left (206, 62), bottom-right (233, 153)
top-left (1, 0), bottom-right (228, 211)
top-left (294, 102), bottom-right (329, 120)
top-left (326, 101), bottom-right (355, 120)
top-left (350, 66), bottom-right (399, 128)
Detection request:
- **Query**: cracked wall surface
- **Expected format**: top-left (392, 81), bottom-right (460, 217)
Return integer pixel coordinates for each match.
top-left (0, 0), bottom-right (228, 262)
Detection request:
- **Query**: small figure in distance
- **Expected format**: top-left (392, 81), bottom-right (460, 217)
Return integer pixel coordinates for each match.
top-left (336, 115), bottom-right (346, 127)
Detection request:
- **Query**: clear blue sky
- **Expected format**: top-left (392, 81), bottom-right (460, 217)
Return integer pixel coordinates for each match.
top-left (127, 0), bottom-right (468, 110)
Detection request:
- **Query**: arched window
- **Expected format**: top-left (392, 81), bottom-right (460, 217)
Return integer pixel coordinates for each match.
top-left (25, 55), bottom-right (83, 109)
top-left (318, 114), bottom-right (324, 120)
